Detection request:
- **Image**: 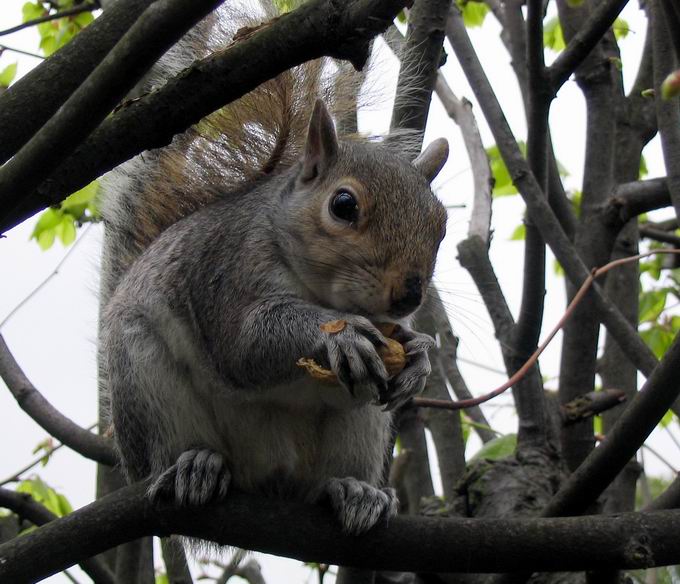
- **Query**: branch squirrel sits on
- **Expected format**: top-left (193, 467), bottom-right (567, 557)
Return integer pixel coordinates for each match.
top-left (99, 3), bottom-right (449, 535)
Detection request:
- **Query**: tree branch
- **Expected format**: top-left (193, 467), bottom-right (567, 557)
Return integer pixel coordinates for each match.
top-left (3, 482), bottom-right (680, 582)
top-left (542, 329), bottom-right (680, 518)
top-left (444, 4), bottom-right (660, 382)
top-left (0, 334), bottom-right (116, 466)
top-left (605, 178), bottom-right (671, 224)
top-left (0, 487), bottom-right (114, 584)
top-left (0, 0), bottom-right (226, 226)
top-left (652, 0), bottom-right (680, 222)
top-left (0, 2), bottom-right (99, 38)
top-left (389, 0), bottom-right (451, 150)
top-left (0, 0), bottom-right (156, 166)
top-left (0, 0), bottom-right (410, 234)
top-left (548, 0), bottom-right (630, 92)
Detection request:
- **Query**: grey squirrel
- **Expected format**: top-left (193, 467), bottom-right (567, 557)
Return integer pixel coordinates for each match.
top-left (99, 4), bottom-right (449, 535)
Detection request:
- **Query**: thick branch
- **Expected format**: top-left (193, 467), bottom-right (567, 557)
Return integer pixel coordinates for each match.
top-left (0, 487), bottom-right (114, 584)
top-left (542, 330), bottom-right (680, 518)
top-left (0, 0), bottom-right (155, 166)
top-left (0, 0), bottom-right (409, 234)
top-left (389, 0), bottom-right (451, 149)
top-left (0, 334), bottom-right (116, 466)
top-left (605, 178), bottom-right (671, 224)
top-left (548, 0), bottom-right (630, 91)
top-left (3, 483), bottom-right (680, 582)
top-left (0, 0), bottom-right (226, 225)
top-left (652, 0), bottom-right (680, 222)
top-left (445, 5), bottom-right (660, 380)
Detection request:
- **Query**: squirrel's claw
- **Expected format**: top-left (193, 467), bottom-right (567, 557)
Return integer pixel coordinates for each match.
top-left (148, 449), bottom-right (231, 506)
top-left (324, 317), bottom-right (389, 406)
top-left (324, 477), bottom-right (398, 535)
top-left (380, 328), bottom-right (434, 410)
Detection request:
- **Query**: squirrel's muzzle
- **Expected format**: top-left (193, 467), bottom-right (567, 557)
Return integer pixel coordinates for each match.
top-left (389, 275), bottom-right (423, 317)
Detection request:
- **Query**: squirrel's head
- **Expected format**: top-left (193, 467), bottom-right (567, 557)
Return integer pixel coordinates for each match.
top-left (278, 100), bottom-right (448, 320)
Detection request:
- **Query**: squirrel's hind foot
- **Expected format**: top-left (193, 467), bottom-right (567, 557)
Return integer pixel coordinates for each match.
top-left (148, 449), bottom-right (231, 506)
top-left (324, 477), bottom-right (397, 535)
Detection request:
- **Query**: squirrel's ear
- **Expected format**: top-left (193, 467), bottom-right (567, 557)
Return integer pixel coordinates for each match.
top-left (413, 138), bottom-right (449, 183)
top-left (301, 99), bottom-right (338, 182)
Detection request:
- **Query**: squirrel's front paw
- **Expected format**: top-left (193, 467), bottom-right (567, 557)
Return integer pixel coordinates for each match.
top-left (323, 316), bottom-right (389, 406)
top-left (148, 449), bottom-right (231, 506)
top-left (379, 328), bottom-right (435, 411)
top-left (324, 477), bottom-right (398, 535)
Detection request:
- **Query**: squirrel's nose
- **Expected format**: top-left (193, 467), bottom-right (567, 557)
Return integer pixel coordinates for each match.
top-left (390, 275), bottom-right (423, 316)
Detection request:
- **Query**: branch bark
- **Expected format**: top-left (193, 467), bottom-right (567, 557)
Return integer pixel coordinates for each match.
top-left (0, 0), bottom-right (155, 166)
top-left (0, 0), bottom-right (410, 234)
top-left (3, 483), bottom-right (680, 582)
top-left (0, 0), bottom-right (226, 226)
top-left (0, 334), bottom-right (116, 466)
top-left (0, 487), bottom-right (114, 584)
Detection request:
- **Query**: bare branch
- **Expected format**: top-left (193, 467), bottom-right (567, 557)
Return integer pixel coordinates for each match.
top-left (3, 483), bottom-right (680, 582)
top-left (548, 0), bottom-right (630, 92)
top-left (560, 389), bottom-right (626, 425)
top-left (389, 0), bottom-right (450, 150)
top-left (0, 0), bottom-right (156, 166)
top-left (444, 3), bottom-right (660, 382)
top-left (0, 0), bottom-right (410, 233)
top-left (652, 0), bottom-right (680, 222)
top-left (0, 0), bottom-right (226, 225)
top-left (0, 334), bottom-right (116, 466)
top-left (605, 178), bottom-right (671, 224)
top-left (0, 487), bottom-right (114, 584)
top-left (542, 329), bottom-right (680, 518)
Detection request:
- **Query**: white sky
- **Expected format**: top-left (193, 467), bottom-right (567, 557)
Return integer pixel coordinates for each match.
top-left (0, 1), bottom-right (677, 583)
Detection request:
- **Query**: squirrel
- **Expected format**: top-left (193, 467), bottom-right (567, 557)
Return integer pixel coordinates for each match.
top-left (98, 3), bottom-right (449, 536)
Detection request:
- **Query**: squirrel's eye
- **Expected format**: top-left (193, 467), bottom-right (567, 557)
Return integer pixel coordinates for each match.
top-left (330, 190), bottom-right (359, 224)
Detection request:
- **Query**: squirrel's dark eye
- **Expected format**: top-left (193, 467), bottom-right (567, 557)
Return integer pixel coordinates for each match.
top-left (329, 190), bottom-right (359, 224)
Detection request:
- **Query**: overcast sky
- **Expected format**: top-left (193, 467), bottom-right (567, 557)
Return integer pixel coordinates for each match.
top-left (0, 1), bottom-right (677, 583)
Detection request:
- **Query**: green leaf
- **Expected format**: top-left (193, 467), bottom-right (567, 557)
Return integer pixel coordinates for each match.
top-left (457, 0), bottom-right (489, 28)
top-left (612, 17), bottom-right (629, 40)
top-left (593, 415), bottom-right (602, 435)
top-left (73, 11), bottom-right (94, 28)
top-left (553, 259), bottom-right (564, 276)
top-left (16, 477), bottom-right (72, 519)
top-left (660, 410), bottom-right (676, 428)
top-left (639, 154), bottom-right (648, 179)
top-left (510, 223), bottom-right (526, 241)
top-left (55, 215), bottom-right (77, 246)
top-left (486, 143), bottom-right (518, 196)
top-left (567, 0), bottom-right (584, 6)
top-left (640, 326), bottom-right (675, 358)
top-left (396, 9), bottom-right (407, 23)
top-left (156, 574), bottom-right (169, 584)
top-left (470, 434), bottom-right (517, 461)
top-left (22, 2), bottom-right (45, 22)
top-left (0, 63), bottom-right (18, 88)
top-left (639, 289), bottom-right (668, 323)
top-left (543, 17), bottom-right (566, 52)
top-left (62, 180), bottom-right (99, 218)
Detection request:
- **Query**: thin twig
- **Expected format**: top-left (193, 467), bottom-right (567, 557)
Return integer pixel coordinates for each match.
top-left (0, 44), bottom-right (44, 59)
top-left (0, 224), bottom-right (93, 329)
top-left (0, 334), bottom-right (116, 466)
top-left (413, 250), bottom-right (680, 412)
top-left (0, 2), bottom-right (99, 38)
top-left (0, 423), bottom-right (98, 487)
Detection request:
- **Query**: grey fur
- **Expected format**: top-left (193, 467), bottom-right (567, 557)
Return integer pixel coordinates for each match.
top-left (100, 4), bottom-right (449, 538)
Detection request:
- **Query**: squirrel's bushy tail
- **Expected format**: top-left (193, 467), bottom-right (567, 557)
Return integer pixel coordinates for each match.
top-left (99, 1), bottom-right (365, 304)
